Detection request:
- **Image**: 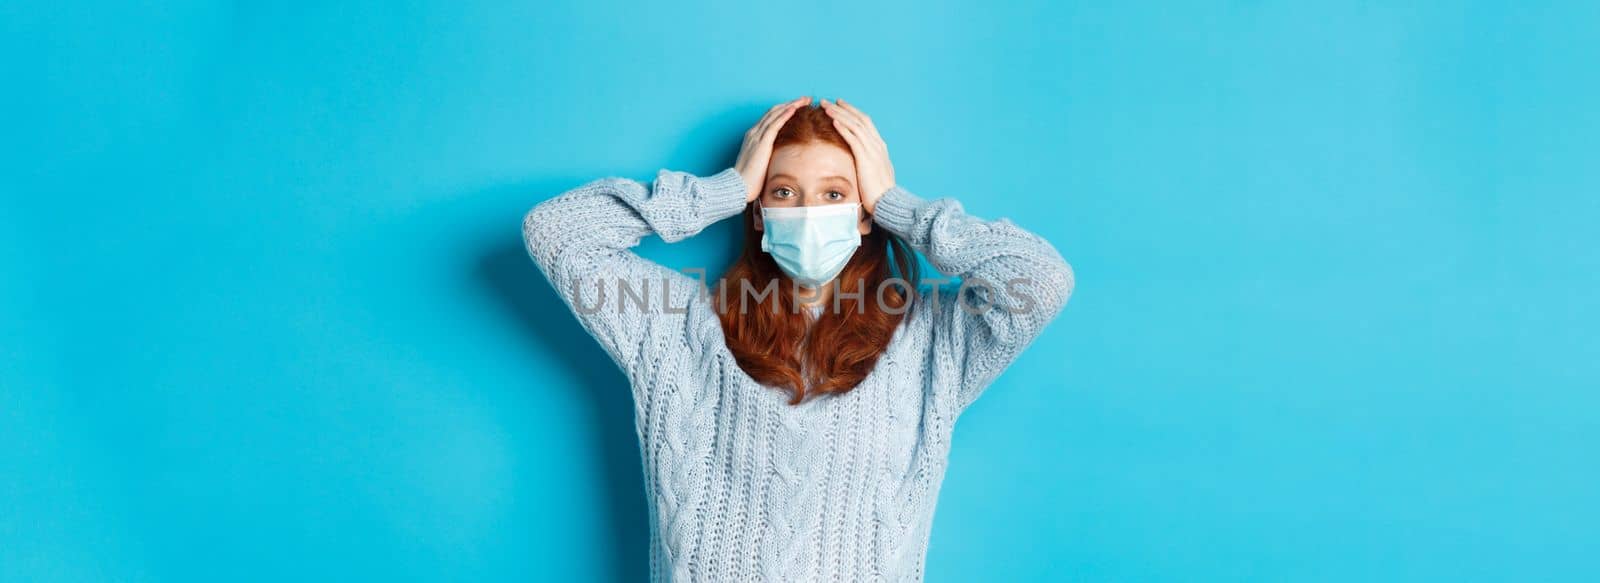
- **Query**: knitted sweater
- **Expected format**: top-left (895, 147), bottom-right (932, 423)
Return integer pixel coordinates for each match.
top-left (521, 167), bottom-right (1074, 582)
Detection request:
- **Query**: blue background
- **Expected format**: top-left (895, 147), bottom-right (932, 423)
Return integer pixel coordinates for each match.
top-left (4, 1), bottom-right (1598, 581)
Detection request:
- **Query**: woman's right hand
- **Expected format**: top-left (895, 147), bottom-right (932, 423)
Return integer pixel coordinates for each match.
top-left (735, 96), bottom-right (811, 202)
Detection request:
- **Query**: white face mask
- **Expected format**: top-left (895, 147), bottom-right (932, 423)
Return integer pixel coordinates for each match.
top-left (759, 202), bottom-right (862, 287)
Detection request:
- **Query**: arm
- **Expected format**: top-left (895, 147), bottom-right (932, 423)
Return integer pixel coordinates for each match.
top-left (819, 97), bottom-right (1074, 411)
top-left (872, 185), bottom-right (1075, 410)
top-left (522, 97), bottom-right (809, 379)
top-left (521, 167), bottom-right (749, 371)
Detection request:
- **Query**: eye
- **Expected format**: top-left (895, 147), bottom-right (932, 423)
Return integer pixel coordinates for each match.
top-left (825, 191), bottom-right (845, 201)
top-left (772, 187), bottom-right (795, 198)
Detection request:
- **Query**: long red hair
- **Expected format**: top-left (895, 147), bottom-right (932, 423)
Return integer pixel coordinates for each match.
top-left (715, 105), bottom-right (920, 404)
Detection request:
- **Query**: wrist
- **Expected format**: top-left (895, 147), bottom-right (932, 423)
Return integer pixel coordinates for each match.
top-left (862, 183), bottom-right (893, 215)
top-left (737, 168), bottom-right (761, 201)
top-left (698, 167), bottom-right (753, 221)
top-left (869, 184), bottom-right (925, 239)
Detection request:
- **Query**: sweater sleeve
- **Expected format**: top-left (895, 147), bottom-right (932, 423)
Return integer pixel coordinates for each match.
top-left (870, 185), bottom-right (1075, 411)
top-left (522, 167), bottom-right (750, 373)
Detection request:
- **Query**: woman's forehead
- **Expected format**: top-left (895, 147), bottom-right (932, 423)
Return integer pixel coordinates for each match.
top-left (770, 143), bottom-right (855, 178)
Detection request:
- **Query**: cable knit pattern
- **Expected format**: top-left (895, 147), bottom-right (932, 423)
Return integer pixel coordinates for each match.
top-left (522, 167), bottom-right (1073, 582)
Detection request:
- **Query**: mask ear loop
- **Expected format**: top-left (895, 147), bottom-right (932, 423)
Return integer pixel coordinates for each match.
top-left (753, 197), bottom-right (768, 243)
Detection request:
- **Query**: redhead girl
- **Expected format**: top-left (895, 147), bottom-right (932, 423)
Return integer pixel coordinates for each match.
top-left (523, 97), bottom-right (1073, 582)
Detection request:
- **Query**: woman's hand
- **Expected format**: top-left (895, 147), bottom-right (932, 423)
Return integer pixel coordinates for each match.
top-left (821, 98), bottom-right (895, 214)
top-left (735, 96), bottom-right (811, 202)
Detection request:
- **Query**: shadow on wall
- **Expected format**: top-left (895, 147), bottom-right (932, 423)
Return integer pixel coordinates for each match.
top-left (466, 111), bottom-right (750, 581)
top-left (476, 233), bottom-right (648, 583)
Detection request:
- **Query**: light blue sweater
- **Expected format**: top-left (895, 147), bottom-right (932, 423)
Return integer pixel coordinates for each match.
top-left (522, 167), bottom-right (1074, 582)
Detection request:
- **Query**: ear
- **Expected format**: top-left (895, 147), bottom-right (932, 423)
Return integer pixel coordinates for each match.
top-left (858, 208), bottom-right (872, 235)
top-left (752, 200), bottom-right (765, 232)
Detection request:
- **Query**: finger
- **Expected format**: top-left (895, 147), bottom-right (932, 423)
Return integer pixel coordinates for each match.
top-left (747, 100), bottom-right (794, 139)
top-left (820, 100), bottom-right (865, 133)
top-left (761, 99), bottom-right (807, 141)
top-left (760, 106), bottom-right (801, 146)
top-left (830, 115), bottom-right (869, 160)
top-left (823, 100), bottom-right (876, 143)
top-left (833, 101), bottom-right (884, 150)
top-left (763, 96), bottom-right (808, 125)
top-left (829, 120), bottom-right (881, 201)
top-left (832, 104), bottom-right (883, 154)
top-left (749, 103), bottom-right (789, 138)
top-left (835, 99), bottom-right (878, 133)
top-left (822, 98), bottom-right (864, 125)
top-left (764, 96), bottom-right (804, 119)
top-left (752, 97), bottom-right (808, 142)
top-left (741, 104), bottom-right (793, 166)
top-left (830, 114), bottom-right (880, 156)
top-left (818, 98), bottom-right (852, 122)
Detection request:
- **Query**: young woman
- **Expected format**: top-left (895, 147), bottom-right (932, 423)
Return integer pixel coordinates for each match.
top-left (523, 97), bottom-right (1073, 582)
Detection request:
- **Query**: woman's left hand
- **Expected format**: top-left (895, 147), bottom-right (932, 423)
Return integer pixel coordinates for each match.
top-left (822, 98), bottom-right (895, 215)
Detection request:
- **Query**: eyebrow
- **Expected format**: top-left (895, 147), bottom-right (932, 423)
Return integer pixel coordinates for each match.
top-left (770, 173), bottom-right (855, 185)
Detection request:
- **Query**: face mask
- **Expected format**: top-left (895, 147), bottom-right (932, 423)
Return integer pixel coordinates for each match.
top-left (759, 202), bottom-right (862, 287)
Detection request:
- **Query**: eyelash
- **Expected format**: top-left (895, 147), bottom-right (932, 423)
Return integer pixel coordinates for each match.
top-left (772, 188), bottom-right (846, 200)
